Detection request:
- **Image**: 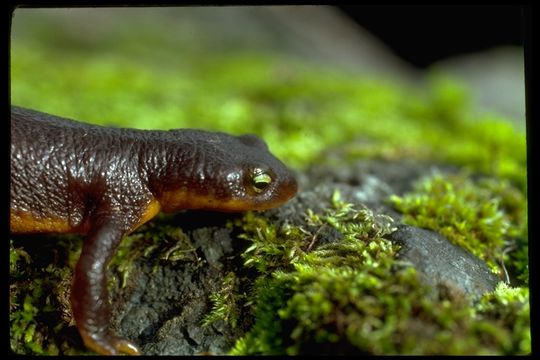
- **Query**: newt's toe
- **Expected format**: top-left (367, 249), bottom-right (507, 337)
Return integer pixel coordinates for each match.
top-left (81, 331), bottom-right (140, 355)
top-left (115, 338), bottom-right (141, 355)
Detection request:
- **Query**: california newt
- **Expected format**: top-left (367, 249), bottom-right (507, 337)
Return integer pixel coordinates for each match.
top-left (10, 105), bottom-right (298, 355)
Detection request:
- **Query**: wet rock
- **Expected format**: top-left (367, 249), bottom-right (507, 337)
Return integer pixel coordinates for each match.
top-left (192, 227), bottom-right (234, 268)
top-left (141, 299), bottom-right (235, 355)
top-left (110, 226), bottom-right (243, 355)
top-left (270, 159), bottom-right (457, 225)
top-left (389, 224), bottom-right (501, 300)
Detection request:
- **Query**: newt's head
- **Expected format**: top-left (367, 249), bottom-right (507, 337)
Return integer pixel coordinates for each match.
top-left (157, 131), bottom-right (298, 213)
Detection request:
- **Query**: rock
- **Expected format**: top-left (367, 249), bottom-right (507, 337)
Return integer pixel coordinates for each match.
top-left (272, 160), bottom-right (501, 302)
top-left (109, 227), bottom-right (243, 355)
top-left (389, 224), bottom-right (501, 300)
top-left (270, 159), bottom-right (458, 225)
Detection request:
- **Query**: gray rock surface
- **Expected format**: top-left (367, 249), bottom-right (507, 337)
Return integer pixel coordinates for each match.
top-left (109, 224), bottom-right (245, 355)
top-left (389, 225), bottom-right (500, 300)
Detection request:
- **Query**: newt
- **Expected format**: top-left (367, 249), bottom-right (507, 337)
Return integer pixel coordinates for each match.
top-left (10, 105), bottom-right (298, 355)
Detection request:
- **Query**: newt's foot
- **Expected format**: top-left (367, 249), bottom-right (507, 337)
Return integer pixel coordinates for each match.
top-left (80, 331), bottom-right (141, 355)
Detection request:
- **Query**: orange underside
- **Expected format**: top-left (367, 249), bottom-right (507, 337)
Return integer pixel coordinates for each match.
top-left (131, 199), bottom-right (161, 231)
top-left (10, 210), bottom-right (76, 234)
top-left (10, 199), bottom-right (163, 235)
top-left (158, 189), bottom-right (265, 213)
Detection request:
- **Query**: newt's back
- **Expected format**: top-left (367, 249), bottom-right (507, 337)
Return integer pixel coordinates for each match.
top-left (10, 106), bottom-right (117, 234)
top-left (11, 105), bottom-right (299, 236)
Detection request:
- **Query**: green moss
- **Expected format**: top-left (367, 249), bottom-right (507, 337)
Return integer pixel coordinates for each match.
top-left (109, 219), bottom-right (198, 289)
top-left (201, 272), bottom-right (242, 329)
top-left (230, 276), bottom-right (293, 355)
top-left (229, 193), bottom-right (530, 355)
top-left (475, 282), bottom-right (530, 354)
top-left (390, 173), bottom-right (528, 282)
top-left (234, 212), bottom-right (308, 274)
top-left (9, 238), bottom-right (87, 355)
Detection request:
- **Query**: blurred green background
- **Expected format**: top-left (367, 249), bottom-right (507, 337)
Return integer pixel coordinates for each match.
top-left (10, 7), bottom-right (526, 181)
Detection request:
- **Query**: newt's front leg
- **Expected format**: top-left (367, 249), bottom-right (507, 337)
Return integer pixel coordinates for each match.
top-left (71, 217), bottom-right (141, 355)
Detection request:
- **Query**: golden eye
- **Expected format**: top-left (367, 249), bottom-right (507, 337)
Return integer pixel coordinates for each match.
top-left (251, 170), bottom-right (272, 193)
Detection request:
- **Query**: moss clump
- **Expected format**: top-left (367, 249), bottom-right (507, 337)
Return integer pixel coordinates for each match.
top-left (109, 220), bottom-right (199, 289)
top-left (228, 193), bottom-right (530, 355)
top-left (397, 75), bottom-right (526, 192)
top-left (235, 212), bottom-right (309, 274)
top-left (201, 272), bottom-right (242, 329)
top-left (475, 282), bottom-right (530, 354)
top-left (9, 238), bottom-right (87, 355)
top-left (390, 173), bottom-right (528, 283)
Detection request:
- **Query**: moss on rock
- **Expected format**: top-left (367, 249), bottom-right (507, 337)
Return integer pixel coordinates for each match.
top-left (228, 193), bottom-right (529, 355)
top-left (390, 173), bottom-right (528, 283)
top-left (9, 237), bottom-right (87, 355)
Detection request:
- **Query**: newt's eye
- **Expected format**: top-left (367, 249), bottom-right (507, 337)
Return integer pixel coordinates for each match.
top-left (251, 169), bottom-right (272, 193)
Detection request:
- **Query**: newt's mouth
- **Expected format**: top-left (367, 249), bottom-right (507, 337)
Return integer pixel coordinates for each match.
top-left (158, 171), bottom-right (298, 213)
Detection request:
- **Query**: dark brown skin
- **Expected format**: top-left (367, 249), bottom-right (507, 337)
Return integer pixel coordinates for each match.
top-left (10, 105), bottom-right (298, 355)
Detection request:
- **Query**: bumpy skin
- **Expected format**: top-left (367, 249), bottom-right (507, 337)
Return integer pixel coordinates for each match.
top-left (10, 106), bottom-right (298, 355)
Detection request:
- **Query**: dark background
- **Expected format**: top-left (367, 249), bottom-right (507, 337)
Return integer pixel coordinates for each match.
top-left (338, 5), bottom-right (525, 68)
